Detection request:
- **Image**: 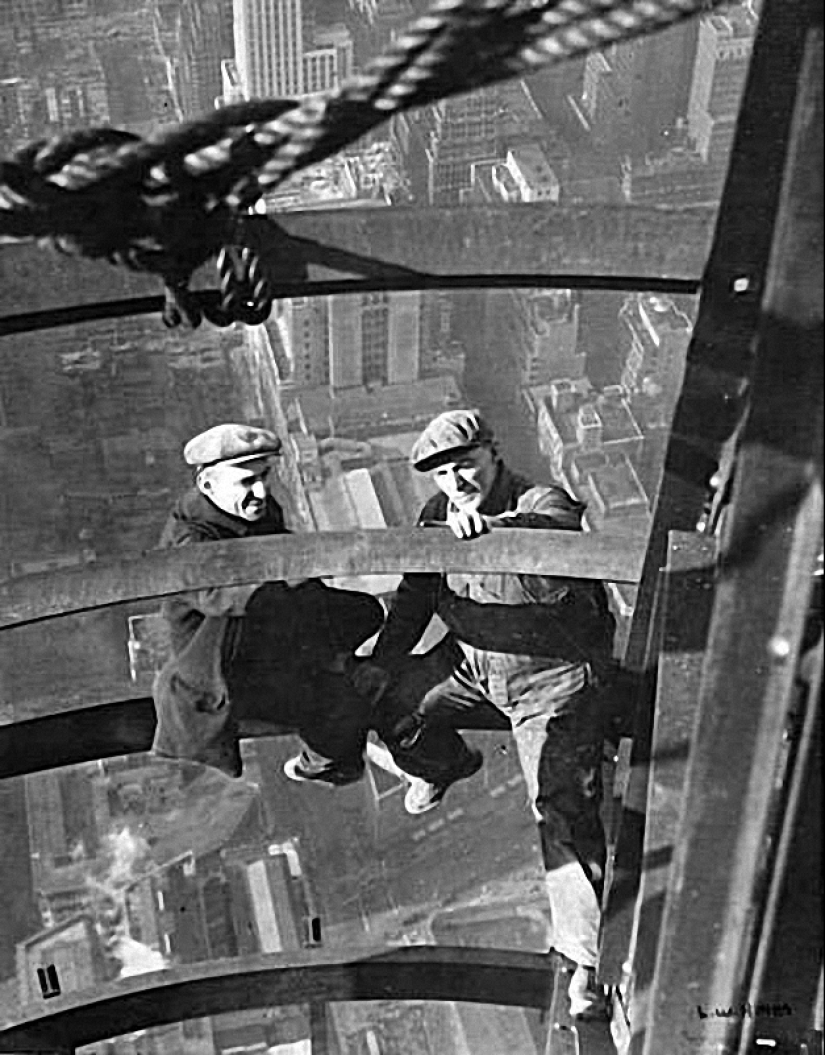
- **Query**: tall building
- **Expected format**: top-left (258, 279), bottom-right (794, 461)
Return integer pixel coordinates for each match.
top-left (687, 7), bottom-right (757, 166)
top-left (625, 19), bottom-right (699, 158)
top-left (427, 90), bottom-right (501, 204)
top-left (166, 0), bottom-right (227, 118)
top-left (577, 46), bottom-right (628, 158)
top-left (327, 292), bottom-right (421, 390)
top-left (619, 293), bottom-right (693, 407)
top-left (279, 297), bottom-right (330, 388)
top-left (233, 0), bottom-right (353, 100)
top-left (392, 90), bottom-right (502, 205)
top-left (536, 381), bottom-right (644, 478)
top-left (234, 0), bottom-right (307, 98)
top-left (579, 24), bottom-right (699, 162)
top-left (386, 291), bottom-right (420, 385)
top-left (306, 23), bottom-right (354, 94)
top-left (507, 289), bottom-right (583, 387)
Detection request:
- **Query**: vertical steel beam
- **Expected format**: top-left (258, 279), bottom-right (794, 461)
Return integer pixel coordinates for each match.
top-left (599, 0), bottom-right (822, 986)
top-left (641, 10), bottom-right (823, 1052)
top-left (737, 640), bottom-right (823, 1054)
top-left (625, 533), bottom-right (717, 1052)
top-left (309, 1001), bottom-right (330, 1055)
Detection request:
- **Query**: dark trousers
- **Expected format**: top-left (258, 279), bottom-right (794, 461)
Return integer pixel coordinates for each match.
top-left (227, 581), bottom-right (384, 778)
top-left (377, 637), bottom-right (606, 966)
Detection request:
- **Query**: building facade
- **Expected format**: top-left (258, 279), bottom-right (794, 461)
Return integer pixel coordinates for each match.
top-left (327, 292), bottom-right (421, 390)
top-left (619, 292), bottom-right (693, 407)
top-left (507, 289), bottom-right (583, 387)
top-left (687, 8), bottom-right (757, 166)
top-left (233, 0), bottom-right (353, 99)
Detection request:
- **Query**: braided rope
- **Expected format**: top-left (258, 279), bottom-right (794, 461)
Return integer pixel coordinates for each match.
top-left (0, 0), bottom-right (726, 326)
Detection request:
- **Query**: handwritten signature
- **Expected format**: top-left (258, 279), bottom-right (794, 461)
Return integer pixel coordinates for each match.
top-left (696, 1002), bottom-right (793, 1019)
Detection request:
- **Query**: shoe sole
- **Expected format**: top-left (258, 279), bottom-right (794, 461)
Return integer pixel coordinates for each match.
top-left (404, 751), bottom-right (483, 815)
top-left (284, 761), bottom-right (363, 787)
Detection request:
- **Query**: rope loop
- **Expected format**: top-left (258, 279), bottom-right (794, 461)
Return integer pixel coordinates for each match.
top-left (0, 0), bottom-right (724, 329)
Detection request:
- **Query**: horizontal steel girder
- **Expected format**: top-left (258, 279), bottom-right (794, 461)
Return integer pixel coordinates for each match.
top-left (0, 525), bottom-right (647, 630)
top-left (0, 945), bottom-right (553, 1053)
top-left (0, 204), bottom-right (713, 335)
top-left (265, 203), bottom-right (713, 284)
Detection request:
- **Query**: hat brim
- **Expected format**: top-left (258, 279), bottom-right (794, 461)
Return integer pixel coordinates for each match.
top-left (200, 447), bottom-right (282, 470)
top-left (413, 443), bottom-right (482, 473)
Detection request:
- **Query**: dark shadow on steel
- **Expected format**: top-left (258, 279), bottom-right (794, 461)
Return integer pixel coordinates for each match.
top-left (0, 694), bottom-right (512, 779)
top-left (0, 203), bottom-right (711, 336)
top-left (0, 945), bottom-right (553, 1054)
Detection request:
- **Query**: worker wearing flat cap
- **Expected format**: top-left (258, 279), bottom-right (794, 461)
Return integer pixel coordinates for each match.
top-left (152, 422), bottom-right (387, 788)
top-left (357, 409), bottom-right (618, 1020)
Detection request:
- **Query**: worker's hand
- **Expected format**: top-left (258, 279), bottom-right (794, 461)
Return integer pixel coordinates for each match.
top-left (445, 502), bottom-right (489, 540)
top-left (350, 659), bottom-right (391, 703)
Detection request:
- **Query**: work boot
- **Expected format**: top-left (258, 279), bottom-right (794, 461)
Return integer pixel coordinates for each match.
top-left (568, 963), bottom-right (610, 1021)
top-left (404, 748), bottom-right (484, 815)
top-left (283, 756), bottom-right (364, 787)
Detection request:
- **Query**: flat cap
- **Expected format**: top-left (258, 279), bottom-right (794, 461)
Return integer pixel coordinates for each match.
top-left (410, 409), bottom-right (495, 472)
top-left (184, 423), bottom-right (282, 469)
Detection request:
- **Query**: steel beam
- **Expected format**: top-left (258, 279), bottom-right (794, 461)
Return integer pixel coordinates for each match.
top-left (0, 697), bottom-right (159, 779)
top-left (600, 0), bottom-right (822, 987)
top-left (0, 526), bottom-right (646, 631)
top-left (0, 945), bottom-right (553, 1053)
top-left (624, 532), bottom-right (717, 1050)
top-left (0, 205), bottom-right (712, 336)
top-left (641, 11), bottom-right (823, 1052)
top-left (738, 640), bottom-right (823, 1055)
top-left (249, 203), bottom-right (710, 287)
top-left (0, 693), bottom-right (511, 780)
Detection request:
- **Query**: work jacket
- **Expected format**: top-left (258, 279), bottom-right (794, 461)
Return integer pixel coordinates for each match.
top-left (372, 464), bottom-right (616, 690)
top-left (152, 487), bottom-right (289, 777)
top-left (158, 486), bottom-right (288, 657)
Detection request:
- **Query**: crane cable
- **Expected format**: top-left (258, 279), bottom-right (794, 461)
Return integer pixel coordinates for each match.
top-left (0, 0), bottom-right (723, 329)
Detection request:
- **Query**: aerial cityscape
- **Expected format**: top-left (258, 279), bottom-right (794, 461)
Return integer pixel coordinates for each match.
top-left (0, 0), bottom-right (756, 1051)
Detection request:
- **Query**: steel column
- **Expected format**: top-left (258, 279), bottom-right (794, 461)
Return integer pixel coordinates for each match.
top-left (641, 11), bottom-right (823, 1051)
top-left (599, 0), bottom-right (822, 987)
top-left (625, 533), bottom-right (717, 1051)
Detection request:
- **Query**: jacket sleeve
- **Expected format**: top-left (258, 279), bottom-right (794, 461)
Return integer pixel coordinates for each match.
top-left (488, 484), bottom-right (586, 532)
top-left (371, 571), bottom-right (441, 663)
top-left (370, 493), bottom-right (447, 662)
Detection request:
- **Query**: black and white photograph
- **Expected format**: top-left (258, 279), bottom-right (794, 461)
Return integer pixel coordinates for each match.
top-left (0, 0), bottom-right (820, 1053)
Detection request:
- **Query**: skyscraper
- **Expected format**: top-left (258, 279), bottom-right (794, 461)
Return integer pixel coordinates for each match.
top-left (327, 292), bottom-right (421, 389)
top-left (234, 0), bottom-right (307, 98)
top-left (233, 0), bottom-right (353, 100)
top-left (687, 7), bottom-right (757, 166)
top-left (619, 292), bottom-right (693, 407)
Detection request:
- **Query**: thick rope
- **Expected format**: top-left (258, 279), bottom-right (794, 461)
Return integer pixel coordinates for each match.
top-left (0, 0), bottom-right (726, 327)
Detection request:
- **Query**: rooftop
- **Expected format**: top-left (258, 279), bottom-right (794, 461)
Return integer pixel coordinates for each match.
top-left (293, 376), bottom-right (462, 439)
top-left (543, 388), bottom-right (641, 447)
top-left (621, 293), bottom-right (693, 347)
top-left (596, 391), bottom-right (644, 444)
top-left (582, 451), bottom-right (649, 514)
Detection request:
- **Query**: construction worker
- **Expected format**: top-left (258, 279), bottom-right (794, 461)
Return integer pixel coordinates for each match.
top-left (151, 422), bottom-right (386, 785)
top-left (357, 409), bottom-right (616, 1019)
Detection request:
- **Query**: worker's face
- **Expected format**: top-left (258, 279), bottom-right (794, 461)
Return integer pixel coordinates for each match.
top-left (198, 459), bottom-right (273, 521)
top-left (431, 446), bottom-right (498, 513)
